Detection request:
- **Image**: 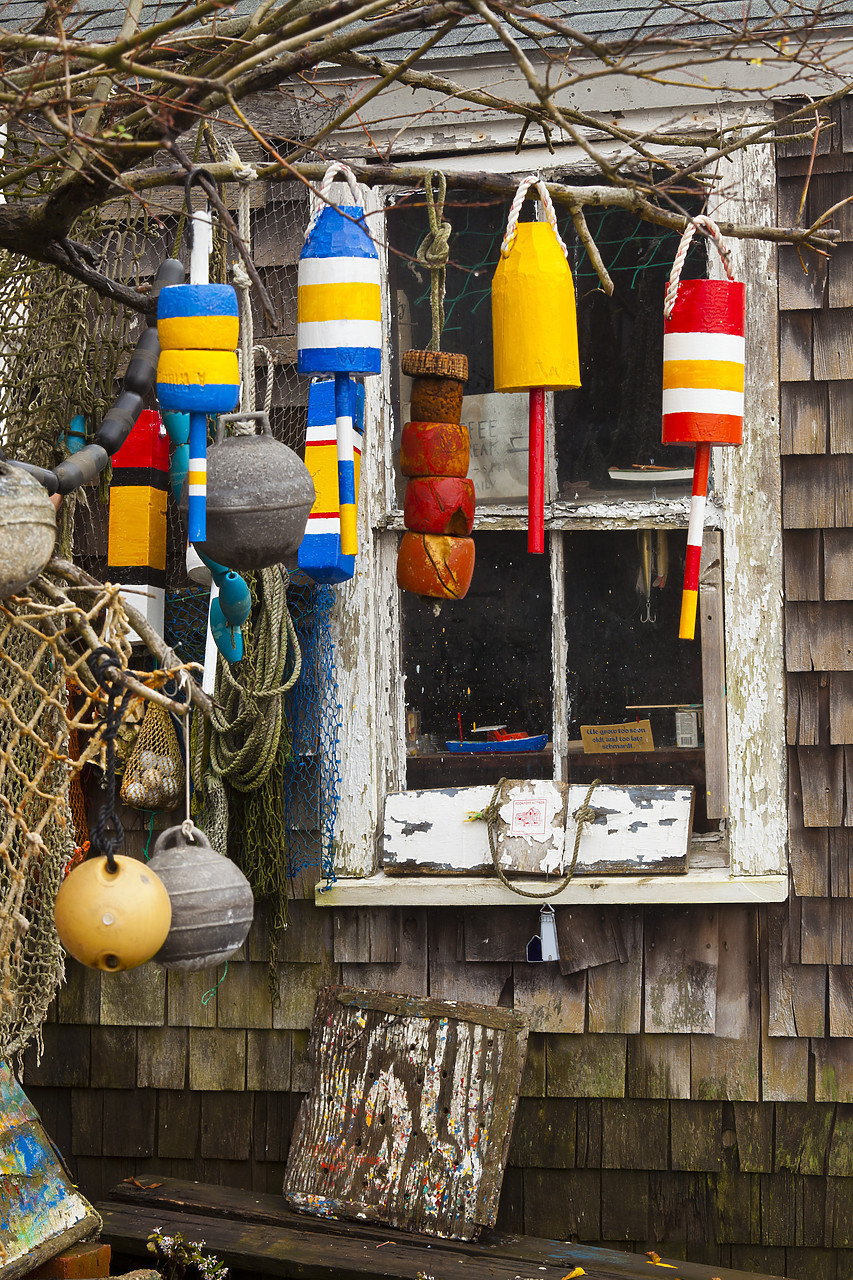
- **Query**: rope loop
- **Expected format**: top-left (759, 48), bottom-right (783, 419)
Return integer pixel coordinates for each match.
top-left (664, 214), bottom-right (734, 318)
top-left (482, 777), bottom-right (600, 900)
top-left (415, 172), bottom-right (451, 352)
top-left (501, 174), bottom-right (568, 260)
top-left (304, 161), bottom-right (363, 240)
top-left (87, 646), bottom-right (131, 874)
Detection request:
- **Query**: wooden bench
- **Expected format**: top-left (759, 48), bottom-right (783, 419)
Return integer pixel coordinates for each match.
top-left (97, 1177), bottom-right (784, 1280)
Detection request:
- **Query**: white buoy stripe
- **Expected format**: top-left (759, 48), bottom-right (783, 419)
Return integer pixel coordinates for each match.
top-left (297, 319), bottom-right (382, 349)
top-left (298, 257), bottom-right (381, 287)
top-left (662, 388), bottom-right (744, 416)
top-left (663, 332), bottom-right (745, 363)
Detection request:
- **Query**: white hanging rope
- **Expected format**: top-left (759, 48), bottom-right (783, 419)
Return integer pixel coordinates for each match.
top-left (224, 140), bottom-right (259, 414)
top-left (664, 214), bottom-right (735, 318)
top-left (304, 160), bottom-right (363, 240)
top-left (254, 343), bottom-right (274, 416)
top-left (501, 173), bottom-right (569, 259)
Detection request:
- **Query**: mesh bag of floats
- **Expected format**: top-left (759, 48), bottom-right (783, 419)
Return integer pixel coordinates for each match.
top-left (120, 701), bottom-right (184, 811)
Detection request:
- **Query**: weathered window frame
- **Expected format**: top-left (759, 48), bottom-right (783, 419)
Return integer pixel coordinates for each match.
top-left (317, 144), bottom-right (788, 906)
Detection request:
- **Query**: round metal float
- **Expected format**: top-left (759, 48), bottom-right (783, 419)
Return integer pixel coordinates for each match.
top-left (0, 464), bottom-right (56, 597)
top-left (183, 412), bottom-right (315, 571)
top-left (147, 823), bottom-right (254, 971)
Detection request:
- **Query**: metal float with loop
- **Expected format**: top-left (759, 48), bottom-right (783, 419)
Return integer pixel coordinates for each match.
top-left (492, 175), bottom-right (581, 555)
top-left (662, 215), bottom-right (744, 640)
top-left (147, 675), bottom-right (254, 971)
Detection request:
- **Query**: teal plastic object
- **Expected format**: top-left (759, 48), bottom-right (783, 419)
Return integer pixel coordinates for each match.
top-left (64, 414), bottom-right (87, 455)
top-left (209, 598), bottom-right (244, 663)
top-left (163, 411), bottom-right (190, 445)
top-left (194, 548), bottom-right (251, 664)
top-left (170, 442), bottom-right (189, 502)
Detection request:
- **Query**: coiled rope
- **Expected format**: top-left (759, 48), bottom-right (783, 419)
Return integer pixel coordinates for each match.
top-left (209, 566), bottom-right (301, 792)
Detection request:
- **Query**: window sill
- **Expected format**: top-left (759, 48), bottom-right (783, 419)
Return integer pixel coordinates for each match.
top-left (315, 869), bottom-right (789, 907)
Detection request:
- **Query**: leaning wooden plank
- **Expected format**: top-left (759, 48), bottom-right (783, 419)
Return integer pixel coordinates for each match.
top-left (283, 986), bottom-right (528, 1240)
top-left (0, 1065), bottom-right (102, 1280)
top-left (383, 784), bottom-right (693, 876)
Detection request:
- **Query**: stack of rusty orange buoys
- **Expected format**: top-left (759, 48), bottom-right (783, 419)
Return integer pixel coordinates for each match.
top-left (396, 350), bottom-right (475, 599)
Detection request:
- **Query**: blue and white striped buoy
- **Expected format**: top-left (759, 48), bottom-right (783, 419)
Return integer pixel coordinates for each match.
top-left (297, 164), bottom-right (380, 558)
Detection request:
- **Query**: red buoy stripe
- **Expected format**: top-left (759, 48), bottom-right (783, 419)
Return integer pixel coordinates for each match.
top-left (664, 279), bottom-right (745, 336)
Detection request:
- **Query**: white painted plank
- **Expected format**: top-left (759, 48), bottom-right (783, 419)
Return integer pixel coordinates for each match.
top-left (383, 782), bottom-right (692, 875)
top-left (317, 870), bottom-right (789, 907)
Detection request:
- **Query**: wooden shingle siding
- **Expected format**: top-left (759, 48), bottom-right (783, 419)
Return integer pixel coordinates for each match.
top-left (781, 382), bottom-right (827, 453)
top-left (783, 456), bottom-right (853, 527)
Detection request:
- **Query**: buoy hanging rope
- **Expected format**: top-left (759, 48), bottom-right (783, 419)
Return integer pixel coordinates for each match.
top-left (303, 160), bottom-right (363, 240)
top-left (500, 174), bottom-right (570, 260)
top-left (662, 215), bottom-right (743, 641)
top-left (415, 171), bottom-right (451, 353)
top-left (86, 647), bottom-right (132, 875)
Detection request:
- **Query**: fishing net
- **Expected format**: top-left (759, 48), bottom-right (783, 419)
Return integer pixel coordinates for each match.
top-left (0, 565), bottom-right (197, 1064)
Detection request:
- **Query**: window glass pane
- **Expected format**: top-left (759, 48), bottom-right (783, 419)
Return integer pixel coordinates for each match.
top-left (563, 530), bottom-right (712, 830)
top-left (555, 209), bottom-right (705, 502)
top-left (402, 532), bottom-right (552, 788)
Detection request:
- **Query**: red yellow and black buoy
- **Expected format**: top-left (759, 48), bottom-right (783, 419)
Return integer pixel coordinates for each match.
top-left (492, 175), bottom-right (580, 554)
top-left (662, 215), bottom-right (744, 639)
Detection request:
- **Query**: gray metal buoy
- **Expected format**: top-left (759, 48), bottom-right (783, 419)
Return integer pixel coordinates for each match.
top-left (148, 823), bottom-right (254, 970)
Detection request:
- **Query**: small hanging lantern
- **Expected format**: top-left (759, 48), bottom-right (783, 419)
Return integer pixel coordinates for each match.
top-left (0, 464), bottom-right (56, 597)
top-left (147, 823), bottom-right (254, 970)
top-left (662, 216), bottom-right (744, 639)
top-left (156, 195), bottom-right (240, 545)
top-left (297, 162), bottom-right (381, 560)
top-left (492, 175), bottom-right (580, 554)
top-left (54, 855), bottom-right (172, 971)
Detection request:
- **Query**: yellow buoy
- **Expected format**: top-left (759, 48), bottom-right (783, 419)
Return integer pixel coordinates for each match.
top-left (54, 855), bottom-right (172, 972)
top-left (492, 221), bottom-right (581, 393)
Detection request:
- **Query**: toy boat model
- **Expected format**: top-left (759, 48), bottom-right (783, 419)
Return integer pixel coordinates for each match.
top-left (445, 725), bottom-right (548, 754)
top-left (608, 464), bottom-right (693, 483)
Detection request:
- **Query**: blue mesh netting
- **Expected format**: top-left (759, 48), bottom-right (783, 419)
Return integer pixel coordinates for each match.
top-left (164, 587), bottom-right (210, 669)
top-left (165, 575), bottom-right (341, 883)
top-left (283, 575), bottom-right (341, 885)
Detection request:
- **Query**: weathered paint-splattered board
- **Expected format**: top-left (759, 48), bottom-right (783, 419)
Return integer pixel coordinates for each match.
top-left (283, 986), bottom-right (528, 1240)
top-left (0, 1063), bottom-right (101, 1279)
top-left (383, 782), bottom-right (693, 875)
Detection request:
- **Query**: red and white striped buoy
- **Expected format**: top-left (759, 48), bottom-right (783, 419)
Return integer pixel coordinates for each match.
top-left (662, 216), bottom-right (744, 640)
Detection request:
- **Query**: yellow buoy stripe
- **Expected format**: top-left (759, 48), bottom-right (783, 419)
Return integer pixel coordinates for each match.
top-left (157, 349), bottom-right (240, 385)
top-left (662, 359), bottom-right (744, 392)
top-left (679, 588), bottom-right (699, 640)
top-left (297, 281), bottom-right (381, 324)
top-left (108, 487), bottom-right (167, 571)
top-left (158, 314), bottom-right (239, 351)
top-left (187, 469), bottom-right (207, 486)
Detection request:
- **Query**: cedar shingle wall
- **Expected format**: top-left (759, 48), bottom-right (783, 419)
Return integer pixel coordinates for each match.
top-left (17, 105), bottom-right (853, 1278)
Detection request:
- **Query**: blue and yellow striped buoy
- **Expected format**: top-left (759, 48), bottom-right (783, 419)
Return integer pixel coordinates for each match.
top-left (298, 377), bottom-right (365, 583)
top-left (297, 167), bottom-right (381, 559)
top-left (156, 283), bottom-right (240, 543)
